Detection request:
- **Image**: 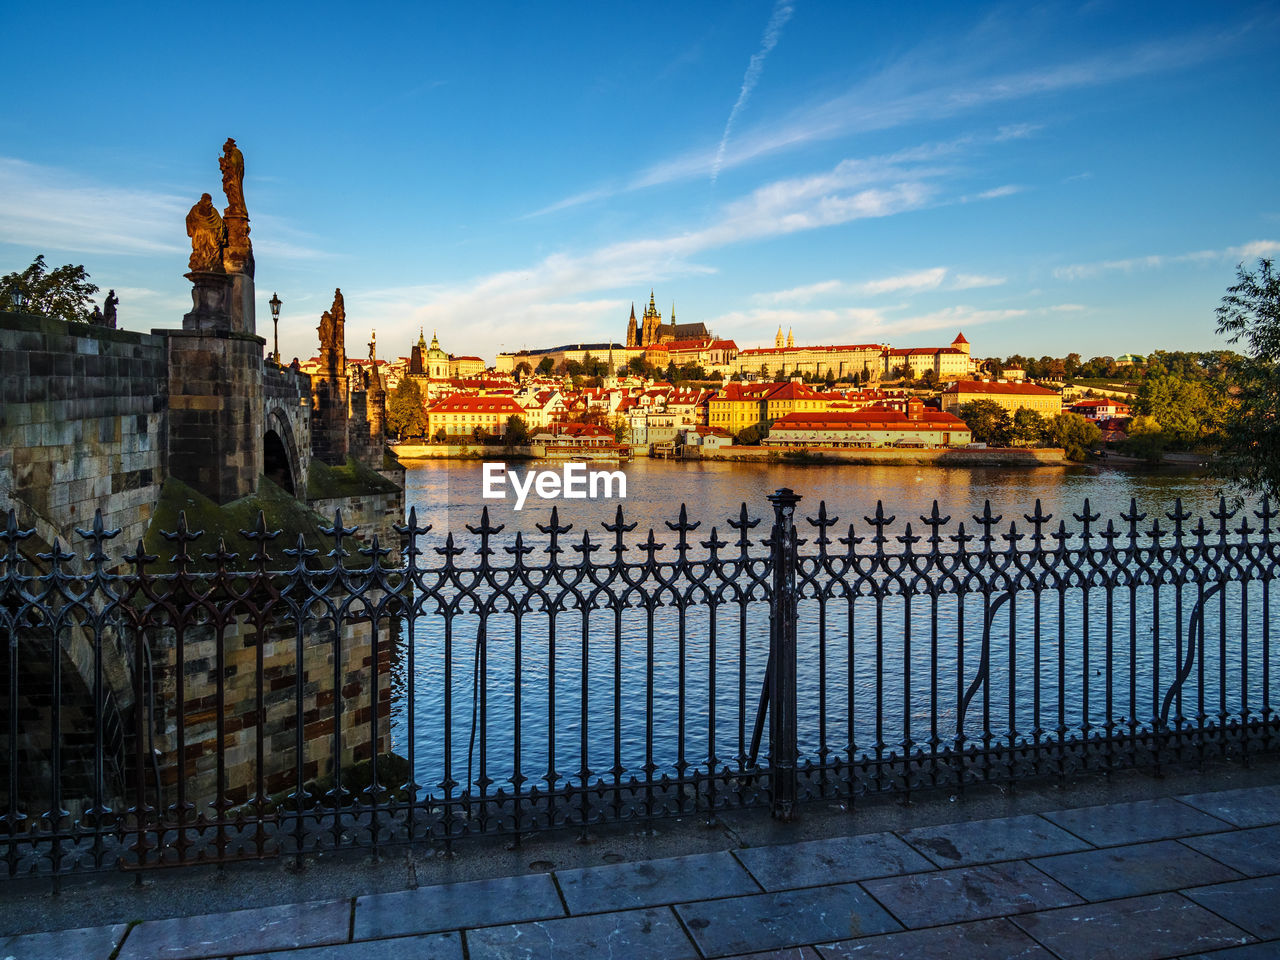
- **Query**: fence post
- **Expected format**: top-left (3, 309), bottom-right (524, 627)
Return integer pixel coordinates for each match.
top-left (767, 487), bottom-right (801, 820)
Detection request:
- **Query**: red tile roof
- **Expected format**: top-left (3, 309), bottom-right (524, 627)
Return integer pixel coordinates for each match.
top-left (429, 395), bottom-right (525, 413)
top-left (942, 380), bottom-right (1058, 397)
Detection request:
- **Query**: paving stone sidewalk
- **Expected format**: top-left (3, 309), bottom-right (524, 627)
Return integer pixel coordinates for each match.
top-left (4, 783), bottom-right (1279, 960)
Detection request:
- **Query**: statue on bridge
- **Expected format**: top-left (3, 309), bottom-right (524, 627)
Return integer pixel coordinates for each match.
top-left (219, 137), bottom-right (253, 276)
top-left (102, 290), bottom-right (118, 328)
top-left (186, 193), bottom-right (226, 273)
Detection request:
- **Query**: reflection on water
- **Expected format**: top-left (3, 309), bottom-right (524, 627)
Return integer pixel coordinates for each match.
top-left (385, 459), bottom-right (1262, 796)
top-left (410, 458), bottom-right (1228, 542)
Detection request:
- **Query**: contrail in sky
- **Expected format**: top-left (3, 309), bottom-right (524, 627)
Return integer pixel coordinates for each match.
top-left (711, 0), bottom-right (795, 185)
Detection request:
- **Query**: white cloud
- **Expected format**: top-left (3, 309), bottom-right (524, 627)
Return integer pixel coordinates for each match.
top-left (858, 267), bottom-right (948, 295)
top-left (756, 280), bottom-right (844, 304)
top-left (0, 157), bottom-right (187, 255)
top-left (1054, 240), bottom-right (1280, 280)
top-left (0, 157), bottom-right (334, 265)
top-left (968, 184), bottom-right (1023, 201)
top-left (1049, 303), bottom-right (1086, 312)
top-left (755, 266), bottom-right (1006, 304)
top-left (534, 25), bottom-right (1243, 212)
top-left (950, 273), bottom-right (1006, 290)
top-left (712, 0), bottom-right (795, 184)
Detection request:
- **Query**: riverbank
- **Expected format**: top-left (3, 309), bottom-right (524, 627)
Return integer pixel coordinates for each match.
top-left (391, 443), bottom-right (628, 461)
top-left (700, 445), bottom-right (1072, 467)
top-left (392, 443), bottom-right (1071, 467)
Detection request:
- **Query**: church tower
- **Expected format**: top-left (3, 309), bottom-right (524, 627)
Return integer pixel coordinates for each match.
top-left (775, 326), bottom-right (784, 349)
top-left (626, 303), bottom-right (637, 348)
top-left (786, 328), bottom-right (794, 348)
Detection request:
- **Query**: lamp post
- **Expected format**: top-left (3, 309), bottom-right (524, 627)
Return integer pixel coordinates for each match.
top-left (12, 289), bottom-right (26, 313)
top-left (269, 292), bottom-right (282, 365)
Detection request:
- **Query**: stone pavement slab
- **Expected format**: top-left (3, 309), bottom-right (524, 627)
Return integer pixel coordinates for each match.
top-left (719, 949), bottom-right (821, 960)
top-left (116, 898), bottom-right (350, 960)
top-left (0, 922), bottom-right (127, 960)
top-left (814, 918), bottom-right (1054, 960)
top-left (1011, 893), bottom-right (1253, 960)
top-left (1183, 875), bottom-right (1280, 940)
top-left (674, 882), bottom-right (900, 958)
top-left (463, 906), bottom-right (691, 960)
top-left (1182, 825), bottom-right (1280, 876)
top-left (899, 813), bottom-right (1090, 867)
top-left (1178, 784), bottom-right (1280, 828)
top-left (1042, 797), bottom-right (1230, 846)
top-left (1030, 839), bottom-right (1242, 900)
top-left (732, 832), bottom-right (932, 891)
top-left (234, 933), bottom-right (463, 960)
top-left (555, 850), bottom-right (759, 914)
top-left (352, 873), bottom-right (563, 940)
top-left (861, 860), bottom-right (1080, 928)
top-left (1179, 943), bottom-right (1280, 959)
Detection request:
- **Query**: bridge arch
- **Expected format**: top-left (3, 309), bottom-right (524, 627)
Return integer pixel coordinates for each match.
top-left (264, 406), bottom-right (303, 497)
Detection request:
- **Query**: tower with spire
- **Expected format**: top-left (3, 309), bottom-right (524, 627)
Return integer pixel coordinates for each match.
top-left (623, 289), bottom-right (711, 346)
top-left (776, 326), bottom-right (784, 349)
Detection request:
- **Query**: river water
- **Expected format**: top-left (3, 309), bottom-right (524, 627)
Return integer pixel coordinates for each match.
top-left (385, 459), bottom-right (1271, 798)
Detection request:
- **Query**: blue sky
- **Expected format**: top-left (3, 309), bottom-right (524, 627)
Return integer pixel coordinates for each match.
top-left (2, 1), bottom-right (1278, 364)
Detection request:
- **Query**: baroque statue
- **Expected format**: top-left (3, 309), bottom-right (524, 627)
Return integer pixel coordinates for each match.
top-left (103, 290), bottom-right (118, 328)
top-left (219, 137), bottom-right (247, 216)
top-left (318, 309), bottom-right (336, 354)
top-left (219, 137), bottom-right (253, 274)
top-left (186, 193), bottom-right (226, 272)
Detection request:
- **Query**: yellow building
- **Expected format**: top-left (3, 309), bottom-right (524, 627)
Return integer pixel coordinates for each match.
top-left (940, 380), bottom-right (1062, 417)
top-left (707, 382), bottom-right (777, 434)
top-left (732, 342), bottom-right (886, 380)
top-left (426, 395), bottom-right (527, 439)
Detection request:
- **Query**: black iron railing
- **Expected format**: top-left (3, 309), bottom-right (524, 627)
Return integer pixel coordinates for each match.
top-left (1, 490), bottom-right (1278, 878)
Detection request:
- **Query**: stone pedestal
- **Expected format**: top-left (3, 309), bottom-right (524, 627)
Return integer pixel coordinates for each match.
top-left (310, 374), bottom-right (350, 466)
top-left (165, 329), bottom-right (266, 504)
top-left (183, 271), bottom-right (233, 333)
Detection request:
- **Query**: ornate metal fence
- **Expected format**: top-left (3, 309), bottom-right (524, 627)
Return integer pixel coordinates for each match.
top-left (2, 490), bottom-right (1278, 878)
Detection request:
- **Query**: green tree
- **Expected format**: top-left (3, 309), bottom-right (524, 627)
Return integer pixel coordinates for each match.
top-left (1214, 258), bottom-right (1280, 498)
top-left (1011, 408), bottom-right (1047, 447)
top-left (0, 254), bottom-right (100, 323)
top-left (536, 357), bottom-right (555, 375)
top-left (735, 424), bottom-right (764, 445)
top-left (515, 361), bottom-right (532, 381)
top-left (1133, 374), bottom-right (1219, 447)
top-left (1047, 411), bottom-right (1101, 461)
top-left (504, 414), bottom-right (530, 446)
top-left (920, 369), bottom-right (940, 390)
top-left (433, 427), bottom-right (448, 443)
top-left (1123, 415), bottom-right (1169, 463)
top-left (386, 377), bottom-right (426, 439)
top-left (958, 400), bottom-right (1013, 446)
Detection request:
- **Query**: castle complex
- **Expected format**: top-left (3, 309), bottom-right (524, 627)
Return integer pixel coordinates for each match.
top-left (496, 294), bottom-right (975, 383)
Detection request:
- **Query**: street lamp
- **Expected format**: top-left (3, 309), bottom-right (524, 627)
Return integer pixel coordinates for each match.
top-left (12, 288), bottom-right (26, 313)
top-left (269, 292), bottom-right (282, 365)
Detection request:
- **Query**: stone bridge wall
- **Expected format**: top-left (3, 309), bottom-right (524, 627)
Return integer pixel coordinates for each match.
top-left (0, 312), bottom-right (168, 553)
